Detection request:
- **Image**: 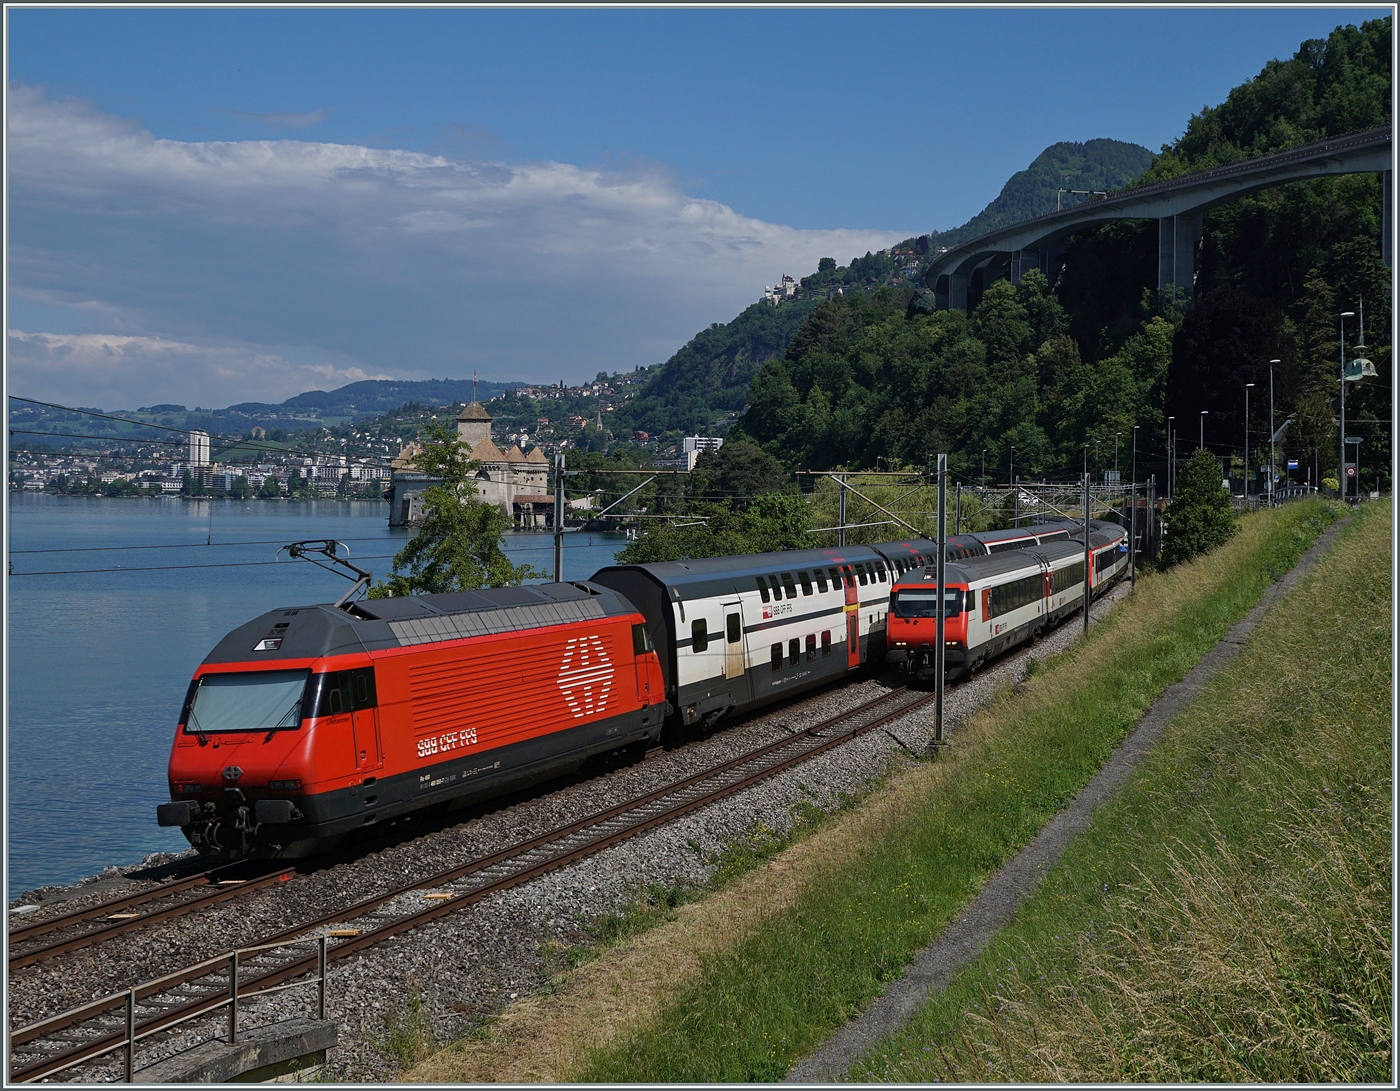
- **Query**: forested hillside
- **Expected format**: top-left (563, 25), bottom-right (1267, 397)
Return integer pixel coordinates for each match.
top-left (614, 139), bottom-right (1157, 444)
top-left (735, 15), bottom-right (1390, 496)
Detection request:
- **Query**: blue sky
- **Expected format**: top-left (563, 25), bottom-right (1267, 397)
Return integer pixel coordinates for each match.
top-left (6, 6), bottom-right (1386, 409)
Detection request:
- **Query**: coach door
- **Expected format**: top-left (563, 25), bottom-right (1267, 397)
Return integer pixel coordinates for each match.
top-left (349, 668), bottom-right (383, 774)
top-left (724, 603), bottom-right (745, 680)
top-left (841, 565), bottom-right (861, 668)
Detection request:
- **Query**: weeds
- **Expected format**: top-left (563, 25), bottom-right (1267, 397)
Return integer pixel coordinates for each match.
top-left (381, 974), bottom-right (436, 1071)
top-left (861, 500), bottom-right (1389, 1083)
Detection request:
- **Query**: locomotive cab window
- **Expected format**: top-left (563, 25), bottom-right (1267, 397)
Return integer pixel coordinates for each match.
top-left (891, 588), bottom-right (963, 619)
top-left (306, 667), bottom-right (377, 719)
top-left (632, 623), bottom-right (654, 654)
top-left (692, 619), bottom-right (709, 653)
top-left (183, 669), bottom-right (311, 735)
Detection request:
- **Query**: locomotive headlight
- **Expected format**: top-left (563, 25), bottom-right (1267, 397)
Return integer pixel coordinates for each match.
top-left (269, 779), bottom-right (302, 791)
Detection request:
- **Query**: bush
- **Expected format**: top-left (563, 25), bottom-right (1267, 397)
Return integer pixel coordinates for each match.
top-left (1161, 449), bottom-right (1235, 566)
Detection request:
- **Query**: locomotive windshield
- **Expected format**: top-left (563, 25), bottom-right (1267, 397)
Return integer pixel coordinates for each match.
top-left (183, 670), bottom-right (310, 734)
top-left (892, 588), bottom-right (963, 619)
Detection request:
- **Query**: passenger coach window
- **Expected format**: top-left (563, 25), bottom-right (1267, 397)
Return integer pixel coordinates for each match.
top-left (806, 634), bottom-right (816, 660)
top-left (781, 572), bottom-right (798, 598)
top-left (727, 614), bottom-right (741, 644)
top-left (876, 563), bottom-right (886, 583)
top-left (815, 570), bottom-right (829, 593)
top-left (821, 631), bottom-right (832, 656)
top-left (856, 564), bottom-right (868, 586)
top-left (769, 575), bottom-right (783, 600)
top-left (692, 619), bottom-right (709, 653)
top-left (788, 638), bottom-right (800, 665)
top-left (632, 623), bottom-right (654, 654)
top-left (755, 577), bottom-right (770, 603)
top-left (771, 643), bottom-right (782, 671)
top-left (799, 571), bottom-right (813, 596)
top-left (965, 590), bottom-right (976, 613)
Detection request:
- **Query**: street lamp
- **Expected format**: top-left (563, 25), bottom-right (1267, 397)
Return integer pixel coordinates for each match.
top-left (1009, 445), bottom-right (1016, 527)
top-left (1167, 416), bottom-right (1175, 499)
top-left (1200, 410), bottom-right (1208, 450)
top-left (981, 449), bottom-right (987, 488)
top-left (1340, 311), bottom-right (1355, 501)
top-left (1244, 382), bottom-right (1255, 503)
top-left (1130, 425), bottom-right (1138, 582)
top-left (1268, 359), bottom-right (1279, 505)
top-left (1114, 431), bottom-right (1121, 483)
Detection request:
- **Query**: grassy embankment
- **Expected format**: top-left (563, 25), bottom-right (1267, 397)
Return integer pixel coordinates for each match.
top-left (403, 500), bottom-right (1350, 1083)
top-left (554, 499), bottom-right (1346, 1081)
top-left (856, 499), bottom-right (1391, 1083)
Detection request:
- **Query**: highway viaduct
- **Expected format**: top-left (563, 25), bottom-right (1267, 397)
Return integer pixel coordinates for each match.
top-left (925, 126), bottom-right (1392, 311)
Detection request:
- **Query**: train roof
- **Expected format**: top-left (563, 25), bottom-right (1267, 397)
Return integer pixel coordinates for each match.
top-left (592, 540), bottom-right (923, 603)
top-left (201, 580), bottom-right (638, 665)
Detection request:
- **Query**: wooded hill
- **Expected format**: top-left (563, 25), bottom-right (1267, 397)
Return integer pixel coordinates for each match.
top-left (613, 139), bottom-right (1157, 441)
top-left (732, 16), bottom-right (1391, 494)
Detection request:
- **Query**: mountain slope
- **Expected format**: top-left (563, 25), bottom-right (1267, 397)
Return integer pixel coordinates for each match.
top-left (927, 138), bottom-right (1154, 249)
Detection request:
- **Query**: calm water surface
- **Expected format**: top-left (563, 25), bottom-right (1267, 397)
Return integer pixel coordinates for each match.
top-left (6, 494), bottom-right (625, 895)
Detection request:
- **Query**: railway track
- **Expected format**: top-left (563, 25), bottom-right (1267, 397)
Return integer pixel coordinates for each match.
top-left (7, 865), bottom-right (296, 971)
top-left (8, 683), bottom-right (935, 1083)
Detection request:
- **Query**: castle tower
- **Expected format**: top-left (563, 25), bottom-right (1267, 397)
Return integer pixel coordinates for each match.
top-left (456, 402), bottom-right (493, 448)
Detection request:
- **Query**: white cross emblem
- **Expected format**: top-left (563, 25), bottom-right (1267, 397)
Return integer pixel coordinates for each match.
top-left (558, 635), bottom-right (614, 719)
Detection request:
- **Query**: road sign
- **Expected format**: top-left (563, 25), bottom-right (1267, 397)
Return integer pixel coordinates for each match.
top-left (1346, 466), bottom-right (1357, 477)
top-left (1286, 460), bottom-right (1299, 469)
top-left (1345, 436), bottom-right (1362, 444)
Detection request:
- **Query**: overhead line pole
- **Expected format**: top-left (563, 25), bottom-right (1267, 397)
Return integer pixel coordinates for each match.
top-left (1083, 446), bottom-right (1091, 636)
top-left (553, 452), bottom-right (565, 582)
top-left (932, 454), bottom-right (949, 758)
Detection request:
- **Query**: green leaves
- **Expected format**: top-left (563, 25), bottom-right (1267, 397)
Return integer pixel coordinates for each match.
top-left (1160, 450), bottom-right (1237, 567)
top-left (368, 422), bottom-right (542, 596)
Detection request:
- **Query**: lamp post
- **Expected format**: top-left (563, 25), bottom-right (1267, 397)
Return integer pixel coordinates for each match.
top-left (1340, 311), bottom-right (1354, 501)
top-left (1082, 445), bottom-right (1091, 635)
top-left (981, 449), bottom-right (987, 489)
top-left (1199, 410), bottom-right (1208, 450)
top-left (1114, 431), bottom-right (1121, 483)
top-left (1244, 382), bottom-right (1254, 503)
top-left (1167, 416), bottom-right (1175, 499)
top-left (1130, 425), bottom-right (1138, 583)
top-left (1268, 359), bottom-right (1279, 505)
top-left (1009, 445), bottom-right (1016, 527)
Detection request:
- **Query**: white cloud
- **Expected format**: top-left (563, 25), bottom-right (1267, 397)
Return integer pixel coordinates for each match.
top-left (7, 330), bottom-right (391, 410)
top-left (6, 84), bottom-right (908, 408)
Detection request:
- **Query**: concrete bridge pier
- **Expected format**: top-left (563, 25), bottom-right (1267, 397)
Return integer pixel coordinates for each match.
top-left (1383, 169), bottom-right (1392, 267)
top-left (1157, 212), bottom-right (1203, 295)
top-left (946, 271), bottom-right (969, 311)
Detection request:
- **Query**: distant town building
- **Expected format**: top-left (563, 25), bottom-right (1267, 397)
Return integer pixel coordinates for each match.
top-left (763, 275), bottom-right (798, 305)
top-left (386, 401), bottom-right (552, 528)
top-left (188, 431), bottom-right (211, 466)
top-left (657, 436), bottom-right (724, 471)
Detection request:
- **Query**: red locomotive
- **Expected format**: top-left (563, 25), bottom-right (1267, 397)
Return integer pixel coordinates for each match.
top-left (158, 565), bottom-right (667, 859)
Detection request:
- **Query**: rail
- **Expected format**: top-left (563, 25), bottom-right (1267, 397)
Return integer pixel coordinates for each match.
top-left (7, 936), bottom-right (328, 1083)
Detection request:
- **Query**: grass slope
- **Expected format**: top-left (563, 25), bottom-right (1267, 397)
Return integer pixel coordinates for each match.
top-left (573, 499), bottom-right (1343, 1082)
top-left (857, 500), bottom-right (1391, 1083)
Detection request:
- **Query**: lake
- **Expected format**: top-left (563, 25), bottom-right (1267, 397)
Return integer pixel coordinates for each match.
top-left (5, 494), bottom-right (627, 895)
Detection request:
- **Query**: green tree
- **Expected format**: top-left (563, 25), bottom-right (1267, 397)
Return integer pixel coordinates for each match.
top-left (230, 474), bottom-right (254, 499)
top-left (258, 474), bottom-right (283, 499)
top-left (368, 422), bottom-right (541, 597)
top-left (1160, 449), bottom-right (1236, 566)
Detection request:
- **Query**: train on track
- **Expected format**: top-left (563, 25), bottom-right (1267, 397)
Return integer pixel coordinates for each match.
top-left (157, 518), bottom-right (1128, 860)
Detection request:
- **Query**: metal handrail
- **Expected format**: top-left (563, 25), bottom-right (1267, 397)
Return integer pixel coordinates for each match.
top-left (8, 935), bottom-right (329, 1083)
